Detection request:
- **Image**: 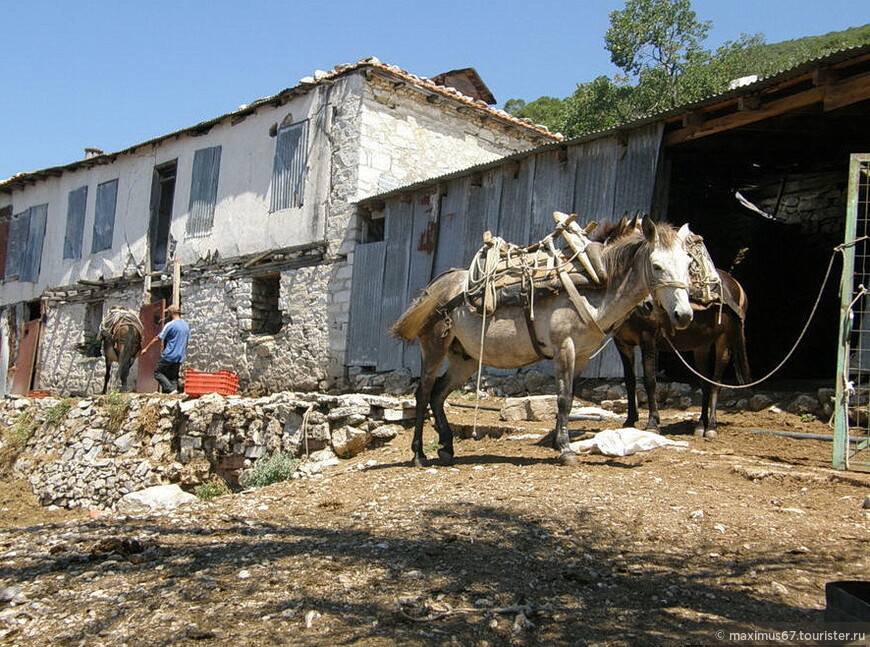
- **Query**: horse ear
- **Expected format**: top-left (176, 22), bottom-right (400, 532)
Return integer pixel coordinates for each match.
top-left (677, 222), bottom-right (691, 241)
top-left (641, 216), bottom-right (657, 244)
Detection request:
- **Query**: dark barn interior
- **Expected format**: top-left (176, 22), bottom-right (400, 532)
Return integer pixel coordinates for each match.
top-left (655, 49), bottom-right (870, 387)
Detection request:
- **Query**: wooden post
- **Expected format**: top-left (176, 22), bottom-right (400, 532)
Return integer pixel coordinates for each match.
top-left (172, 259), bottom-right (181, 307)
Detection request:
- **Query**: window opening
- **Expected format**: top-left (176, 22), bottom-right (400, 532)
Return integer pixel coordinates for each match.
top-left (270, 120), bottom-right (309, 211)
top-left (186, 146), bottom-right (222, 237)
top-left (26, 300), bottom-right (40, 321)
top-left (79, 301), bottom-right (104, 357)
top-left (150, 162), bottom-right (176, 270)
top-left (64, 186), bottom-right (88, 260)
top-left (251, 275), bottom-right (282, 335)
top-left (92, 180), bottom-right (118, 252)
top-left (359, 207), bottom-right (385, 243)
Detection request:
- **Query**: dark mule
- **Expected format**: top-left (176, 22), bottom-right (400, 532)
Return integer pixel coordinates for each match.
top-left (614, 269), bottom-right (750, 438)
top-left (100, 307), bottom-right (143, 393)
top-left (391, 218), bottom-right (695, 467)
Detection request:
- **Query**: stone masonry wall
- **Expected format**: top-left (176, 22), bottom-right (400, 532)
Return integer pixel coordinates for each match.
top-left (1, 390), bottom-right (414, 510)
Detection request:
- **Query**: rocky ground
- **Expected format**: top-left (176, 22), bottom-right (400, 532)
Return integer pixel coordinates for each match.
top-left (0, 397), bottom-right (868, 646)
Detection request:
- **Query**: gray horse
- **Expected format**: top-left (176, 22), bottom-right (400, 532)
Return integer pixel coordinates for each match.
top-left (391, 217), bottom-right (695, 467)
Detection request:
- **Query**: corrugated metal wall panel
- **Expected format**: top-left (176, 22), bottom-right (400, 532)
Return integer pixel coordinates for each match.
top-left (530, 149), bottom-right (576, 243)
top-left (497, 158), bottom-right (534, 245)
top-left (573, 137), bottom-right (620, 225)
top-left (379, 200), bottom-right (414, 371)
top-left (614, 123), bottom-right (664, 217)
top-left (64, 186), bottom-right (87, 260)
top-left (462, 182), bottom-right (489, 267)
top-left (432, 178), bottom-right (469, 276)
top-left (346, 241), bottom-right (386, 366)
top-left (349, 124), bottom-right (666, 380)
top-left (403, 193), bottom-right (438, 373)
top-left (187, 146), bottom-right (222, 238)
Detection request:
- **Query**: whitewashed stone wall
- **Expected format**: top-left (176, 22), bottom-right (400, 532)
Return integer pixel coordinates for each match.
top-left (38, 285), bottom-right (145, 395)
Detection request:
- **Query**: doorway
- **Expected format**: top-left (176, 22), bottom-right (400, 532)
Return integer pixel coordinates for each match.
top-left (150, 161), bottom-right (176, 271)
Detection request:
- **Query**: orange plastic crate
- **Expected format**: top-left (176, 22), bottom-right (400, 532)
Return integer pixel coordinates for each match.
top-left (184, 369), bottom-right (239, 397)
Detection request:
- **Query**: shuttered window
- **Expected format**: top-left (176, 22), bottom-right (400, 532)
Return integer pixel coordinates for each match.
top-left (64, 186), bottom-right (88, 259)
top-left (4, 211), bottom-right (28, 280)
top-left (0, 206), bottom-right (10, 281)
top-left (91, 179), bottom-right (118, 252)
top-left (21, 203), bottom-right (47, 282)
top-left (4, 204), bottom-right (48, 282)
top-left (186, 146), bottom-right (222, 237)
top-left (270, 120), bottom-right (309, 212)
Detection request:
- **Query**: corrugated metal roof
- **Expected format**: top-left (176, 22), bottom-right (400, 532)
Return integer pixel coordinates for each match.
top-left (0, 58), bottom-right (560, 193)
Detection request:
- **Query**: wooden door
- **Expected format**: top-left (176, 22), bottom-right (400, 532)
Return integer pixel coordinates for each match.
top-left (137, 300), bottom-right (165, 393)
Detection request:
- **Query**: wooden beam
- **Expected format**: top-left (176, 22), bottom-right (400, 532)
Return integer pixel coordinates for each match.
top-left (666, 70), bottom-right (870, 146)
top-left (666, 86), bottom-right (824, 145)
top-left (823, 70), bottom-right (870, 112)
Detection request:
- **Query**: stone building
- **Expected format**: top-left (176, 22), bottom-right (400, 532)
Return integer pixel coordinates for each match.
top-left (0, 59), bottom-right (558, 396)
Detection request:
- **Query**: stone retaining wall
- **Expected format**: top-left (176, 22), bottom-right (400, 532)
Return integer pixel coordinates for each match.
top-left (0, 391), bottom-right (414, 510)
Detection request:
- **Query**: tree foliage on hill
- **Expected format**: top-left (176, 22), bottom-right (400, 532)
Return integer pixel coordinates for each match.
top-left (506, 0), bottom-right (870, 139)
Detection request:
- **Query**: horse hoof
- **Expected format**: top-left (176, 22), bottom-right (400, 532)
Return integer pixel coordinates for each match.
top-left (557, 451), bottom-right (578, 466)
top-left (704, 429), bottom-right (718, 439)
top-left (437, 449), bottom-right (455, 465)
top-left (693, 427), bottom-right (705, 437)
top-left (412, 455), bottom-right (428, 468)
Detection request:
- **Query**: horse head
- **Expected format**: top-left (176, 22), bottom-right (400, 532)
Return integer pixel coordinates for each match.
top-left (642, 218), bottom-right (693, 331)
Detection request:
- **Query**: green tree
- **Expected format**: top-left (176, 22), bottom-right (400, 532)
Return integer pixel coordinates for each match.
top-left (605, 0), bottom-right (711, 109)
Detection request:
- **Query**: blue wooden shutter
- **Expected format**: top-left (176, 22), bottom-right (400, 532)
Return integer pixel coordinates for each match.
top-left (64, 186), bottom-right (88, 259)
top-left (4, 211), bottom-right (30, 280)
top-left (21, 204), bottom-right (47, 282)
top-left (92, 179), bottom-right (118, 252)
top-left (270, 121), bottom-right (309, 211)
top-left (186, 146), bottom-right (222, 237)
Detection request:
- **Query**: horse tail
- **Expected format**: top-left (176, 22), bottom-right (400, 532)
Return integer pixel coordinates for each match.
top-left (730, 322), bottom-right (751, 384)
top-left (389, 270), bottom-right (465, 341)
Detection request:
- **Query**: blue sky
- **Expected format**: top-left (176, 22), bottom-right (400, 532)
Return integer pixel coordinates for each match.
top-left (1, 0), bottom-right (865, 181)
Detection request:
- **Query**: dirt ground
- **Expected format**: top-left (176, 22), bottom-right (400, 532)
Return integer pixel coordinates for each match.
top-left (0, 397), bottom-right (868, 646)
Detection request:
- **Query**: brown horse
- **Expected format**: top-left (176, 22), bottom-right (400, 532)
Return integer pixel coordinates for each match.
top-left (100, 307), bottom-right (143, 393)
top-left (391, 218), bottom-right (695, 467)
top-left (613, 257), bottom-right (750, 438)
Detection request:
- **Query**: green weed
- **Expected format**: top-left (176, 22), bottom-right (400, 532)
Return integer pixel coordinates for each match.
top-left (240, 451), bottom-right (300, 488)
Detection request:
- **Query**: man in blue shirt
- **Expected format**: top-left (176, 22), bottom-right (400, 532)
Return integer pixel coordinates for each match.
top-left (140, 304), bottom-right (190, 394)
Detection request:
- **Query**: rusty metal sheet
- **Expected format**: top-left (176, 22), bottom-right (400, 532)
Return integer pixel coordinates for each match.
top-left (138, 300), bottom-right (165, 393)
top-left (11, 319), bottom-right (39, 395)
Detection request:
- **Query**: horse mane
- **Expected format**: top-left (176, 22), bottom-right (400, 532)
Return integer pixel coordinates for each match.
top-left (600, 220), bottom-right (679, 283)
